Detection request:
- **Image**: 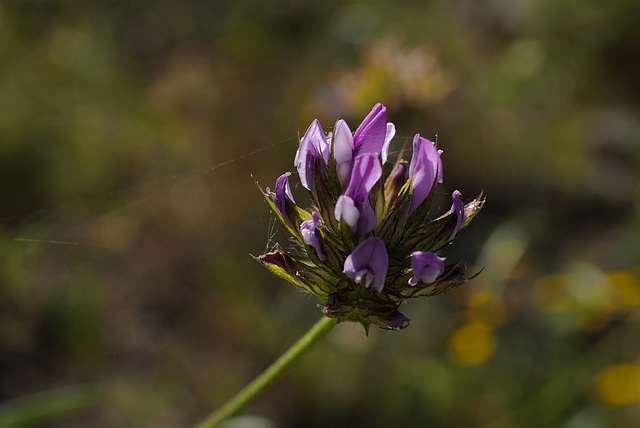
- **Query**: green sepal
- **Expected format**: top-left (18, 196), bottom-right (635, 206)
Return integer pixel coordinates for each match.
top-left (370, 167), bottom-right (387, 224)
top-left (400, 193), bottom-right (486, 255)
top-left (290, 255), bottom-right (344, 298)
top-left (310, 157), bottom-right (340, 235)
top-left (252, 246), bottom-right (316, 294)
top-left (375, 182), bottom-right (412, 251)
top-left (322, 287), bottom-right (410, 332)
top-left (320, 225), bottom-right (351, 260)
top-left (338, 216), bottom-right (359, 251)
top-left (253, 245), bottom-right (342, 299)
top-left (252, 175), bottom-right (311, 242)
top-left (383, 159), bottom-right (408, 213)
top-left (382, 256), bottom-right (413, 293)
top-left (400, 210), bottom-right (457, 255)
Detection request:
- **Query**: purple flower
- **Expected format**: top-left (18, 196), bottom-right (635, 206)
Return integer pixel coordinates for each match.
top-left (300, 212), bottom-right (327, 261)
top-left (333, 103), bottom-right (395, 188)
top-left (334, 154), bottom-right (382, 235)
top-left (294, 119), bottom-right (331, 191)
top-left (254, 102), bottom-right (485, 331)
top-left (408, 135), bottom-right (443, 216)
top-left (408, 251), bottom-right (445, 285)
top-left (343, 237), bottom-right (388, 292)
top-left (449, 190), bottom-right (464, 240)
top-left (266, 172), bottom-right (294, 226)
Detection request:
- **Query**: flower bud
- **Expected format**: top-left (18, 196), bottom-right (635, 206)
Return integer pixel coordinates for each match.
top-left (384, 160), bottom-right (408, 211)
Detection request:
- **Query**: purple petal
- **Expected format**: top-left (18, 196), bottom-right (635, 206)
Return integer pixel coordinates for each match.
top-left (381, 122), bottom-right (396, 165)
top-left (334, 195), bottom-right (360, 230)
top-left (294, 134), bottom-right (314, 191)
top-left (408, 135), bottom-right (442, 216)
top-left (408, 251), bottom-right (445, 286)
top-left (333, 119), bottom-right (354, 188)
top-left (345, 154), bottom-right (382, 202)
top-left (449, 190), bottom-right (464, 240)
top-left (335, 194), bottom-right (376, 236)
top-left (294, 119), bottom-right (330, 190)
top-left (343, 237), bottom-right (388, 292)
top-left (340, 154), bottom-right (382, 234)
top-left (354, 200), bottom-right (377, 235)
top-left (300, 212), bottom-right (327, 261)
top-left (285, 177), bottom-right (294, 202)
top-left (353, 103), bottom-right (387, 156)
top-left (266, 172), bottom-right (293, 226)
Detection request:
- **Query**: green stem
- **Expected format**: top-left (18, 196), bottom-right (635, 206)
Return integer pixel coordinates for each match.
top-left (194, 316), bottom-right (338, 428)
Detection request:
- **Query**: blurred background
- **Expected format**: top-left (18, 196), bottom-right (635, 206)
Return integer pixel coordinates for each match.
top-left (1, 1), bottom-right (639, 427)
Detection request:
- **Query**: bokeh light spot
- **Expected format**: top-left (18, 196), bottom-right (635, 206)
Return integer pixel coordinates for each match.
top-left (606, 272), bottom-right (640, 313)
top-left (448, 321), bottom-right (496, 366)
top-left (467, 292), bottom-right (508, 327)
top-left (532, 274), bottom-right (573, 313)
top-left (467, 290), bottom-right (492, 307)
top-left (595, 364), bottom-right (640, 407)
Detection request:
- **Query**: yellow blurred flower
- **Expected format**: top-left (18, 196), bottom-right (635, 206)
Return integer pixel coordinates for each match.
top-left (606, 272), bottom-right (640, 313)
top-left (448, 321), bottom-right (496, 366)
top-left (595, 364), bottom-right (640, 407)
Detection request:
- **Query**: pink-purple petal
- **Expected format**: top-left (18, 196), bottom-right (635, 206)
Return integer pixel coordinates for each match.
top-left (267, 172), bottom-right (294, 226)
top-left (408, 134), bottom-right (442, 216)
top-left (353, 103), bottom-right (387, 156)
top-left (294, 119), bottom-right (330, 191)
top-left (449, 190), bottom-right (464, 240)
top-left (408, 251), bottom-right (445, 286)
top-left (333, 119), bottom-right (354, 188)
top-left (343, 237), bottom-right (389, 292)
top-left (300, 212), bottom-right (327, 261)
top-left (381, 122), bottom-right (396, 165)
top-left (339, 154), bottom-right (382, 234)
top-left (345, 154), bottom-right (382, 199)
top-left (334, 195), bottom-right (360, 230)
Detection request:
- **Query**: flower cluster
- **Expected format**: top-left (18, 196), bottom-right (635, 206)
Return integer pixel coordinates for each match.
top-left (253, 103), bottom-right (484, 331)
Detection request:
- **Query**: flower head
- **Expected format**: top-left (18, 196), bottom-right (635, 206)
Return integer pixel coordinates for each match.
top-left (253, 104), bottom-right (484, 332)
